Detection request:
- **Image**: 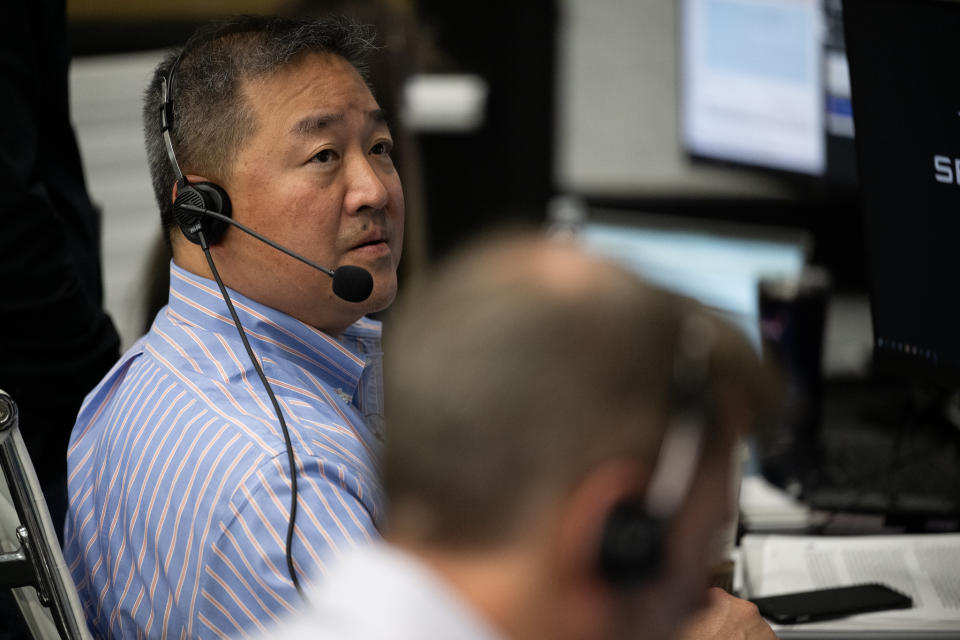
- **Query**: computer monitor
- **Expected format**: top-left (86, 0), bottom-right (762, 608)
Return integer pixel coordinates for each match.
top-left (554, 204), bottom-right (809, 353)
top-left (753, 0), bottom-right (960, 526)
top-left (844, 0), bottom-right (960, 388)
top-left (680, 0), bottom-right (826, 176)
top-left (680, 0), bottom-right (859, 188)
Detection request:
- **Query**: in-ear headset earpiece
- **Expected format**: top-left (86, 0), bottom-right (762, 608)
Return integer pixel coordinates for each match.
top-left (597, 315), bottom-right (714, 589)
top-left (598, 499), bottom-right (665, 587)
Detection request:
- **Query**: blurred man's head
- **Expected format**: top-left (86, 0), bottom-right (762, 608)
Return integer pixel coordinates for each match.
top-left (383, 232), bottom-right (777, 640)
top-left (144, 15), bottom-right (404, 333)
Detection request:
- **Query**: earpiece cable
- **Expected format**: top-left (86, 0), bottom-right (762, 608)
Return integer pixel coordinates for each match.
top-left (198, 229), bottom-right (305, 600)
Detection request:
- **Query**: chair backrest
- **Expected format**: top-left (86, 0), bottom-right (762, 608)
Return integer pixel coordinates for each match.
top-left (0, 390), bottom-right (92, 640)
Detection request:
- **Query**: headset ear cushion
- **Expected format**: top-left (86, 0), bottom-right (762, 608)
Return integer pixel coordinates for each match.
top-left (598, 500), bottom-right (664, 588)
top-left (173, 181), bottom-right (232, 245)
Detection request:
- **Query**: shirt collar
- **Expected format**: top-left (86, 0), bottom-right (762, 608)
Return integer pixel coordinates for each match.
top-left (166, 261), bottom-right (381, 392)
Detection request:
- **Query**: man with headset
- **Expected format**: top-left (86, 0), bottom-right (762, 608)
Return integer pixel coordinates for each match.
top-left (259, 233), bottom-right (779, 640)
top-left (63, 15), bottom-right (402, 638)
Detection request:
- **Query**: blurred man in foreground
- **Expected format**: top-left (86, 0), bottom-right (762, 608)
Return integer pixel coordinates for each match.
top-left (261, 232), bottom-right (779, 640)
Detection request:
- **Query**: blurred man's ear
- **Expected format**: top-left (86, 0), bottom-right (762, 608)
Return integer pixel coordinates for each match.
top-left (546, 459), bottom-right (646, 634)
top-left (555, 460), bottom-right (646, 584)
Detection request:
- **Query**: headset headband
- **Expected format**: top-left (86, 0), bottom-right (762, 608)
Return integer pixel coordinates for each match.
top-left (160, 50), bottom-right (186, 185)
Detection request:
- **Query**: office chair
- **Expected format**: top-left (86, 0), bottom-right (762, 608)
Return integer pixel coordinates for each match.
top-left (0, 390), bottom-right (91, 640)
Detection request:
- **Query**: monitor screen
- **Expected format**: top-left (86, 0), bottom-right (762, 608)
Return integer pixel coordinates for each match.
top-left (844, 0), bottom-right (960, 386)
top-left (680, 0), bottom-right (826, 176)
top-left (573, 214), bottom-right (808, 352)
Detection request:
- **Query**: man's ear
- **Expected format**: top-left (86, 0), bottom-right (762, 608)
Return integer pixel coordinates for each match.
top-left (540, 460), bottom-right (648, 639)
top-left (552, 460), bottom-right (646, 588)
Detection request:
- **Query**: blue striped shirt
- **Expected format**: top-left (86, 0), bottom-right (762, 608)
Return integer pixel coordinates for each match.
top-left (63, 262), bottom-right (386, 639)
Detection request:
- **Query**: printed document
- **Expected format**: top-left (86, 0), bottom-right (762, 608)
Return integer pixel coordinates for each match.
top-left (741, 533), bottom-right (960, 636)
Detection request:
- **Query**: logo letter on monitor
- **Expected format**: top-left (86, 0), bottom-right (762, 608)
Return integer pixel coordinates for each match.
top-left (934, 155), bottom-right (954, 184)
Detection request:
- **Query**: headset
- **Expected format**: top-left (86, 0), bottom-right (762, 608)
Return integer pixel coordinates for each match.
top-left (158, 47), bottom-right (371, 598)
top-left (159, 47), bottom-right (231, 247)
top-left (598, 315), bottom-right (715, 588)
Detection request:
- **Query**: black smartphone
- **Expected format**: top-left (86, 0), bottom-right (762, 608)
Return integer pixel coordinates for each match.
top-left (750, 583), bottom-right (913, 624)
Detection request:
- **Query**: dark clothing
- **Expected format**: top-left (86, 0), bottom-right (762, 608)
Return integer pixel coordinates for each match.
top-left (0, 0), bottom-right (120, 515)
top-left (0, 3), bottom-right (119, 635)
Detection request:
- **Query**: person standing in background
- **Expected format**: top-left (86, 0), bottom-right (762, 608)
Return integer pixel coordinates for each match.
top-left (0, 0), bottom-right (120, 537)
top-left (0, 1), bottom-right (120, 638)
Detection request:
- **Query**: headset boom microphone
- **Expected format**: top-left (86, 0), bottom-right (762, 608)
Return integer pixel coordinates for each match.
top-left (175, 202), bottom-right (374, 303)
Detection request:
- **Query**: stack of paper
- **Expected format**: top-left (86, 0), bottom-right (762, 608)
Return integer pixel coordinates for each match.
top-left (741, 533), bottom-right (960, 638)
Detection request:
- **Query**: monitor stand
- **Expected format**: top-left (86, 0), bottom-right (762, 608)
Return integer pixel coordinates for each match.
top-left (760, 378), bottom-right (960, 532)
